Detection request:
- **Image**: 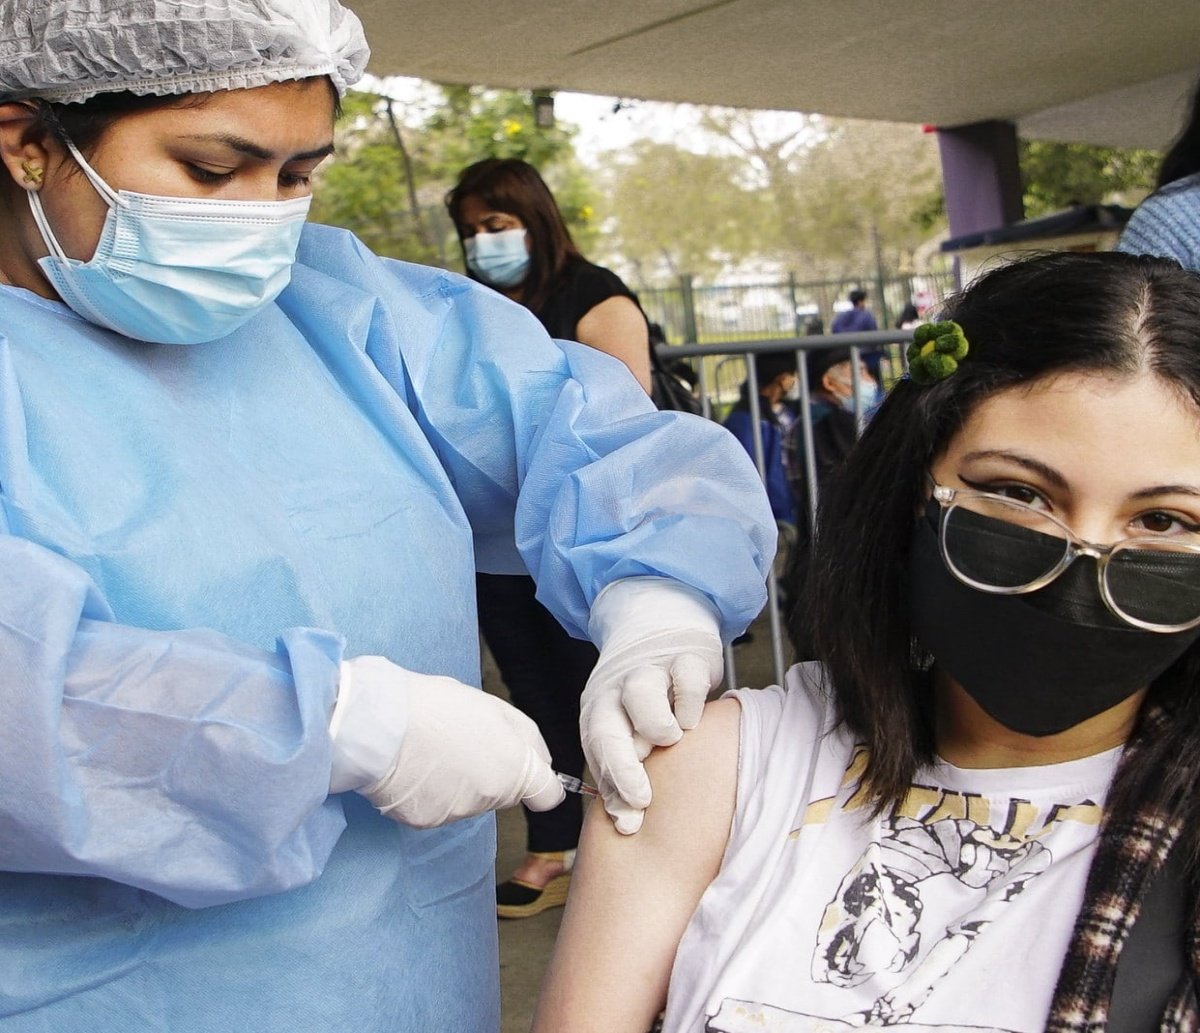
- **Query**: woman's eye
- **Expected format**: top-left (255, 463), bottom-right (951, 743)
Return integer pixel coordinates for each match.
top-left (1131, 511), bottom-right (1199, 536)
top-left (962, 477), bottom-right (1047, 509)
top-left (999, 486), bottom-right (1045, 507)
top-left (279, 172), bottom-right (312, 189)
top-left (187, 164), bottom-right (235, 185)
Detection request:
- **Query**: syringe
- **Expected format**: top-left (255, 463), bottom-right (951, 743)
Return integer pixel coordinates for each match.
top-left (556, 771), bottom-right (600, 797)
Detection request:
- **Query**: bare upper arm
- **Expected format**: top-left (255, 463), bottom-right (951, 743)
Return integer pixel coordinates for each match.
top-left (532, 697), bottom-right (742, 1033)
top-left (574, 295), bottom-right (653, 395)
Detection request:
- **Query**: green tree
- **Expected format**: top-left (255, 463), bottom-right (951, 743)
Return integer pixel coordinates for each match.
top-left (310, 85), bottom-right (598, 265)
top-left (599, 139), bottom-right (766, 283)
top-left (697, 112), bottom-right (946, 281)
top-left (785, 119), bottom-right (944, 279)
top-left (309, 90), bottom-right (439, 263)
top-left (1019, 140), bottom-right (1160, 218)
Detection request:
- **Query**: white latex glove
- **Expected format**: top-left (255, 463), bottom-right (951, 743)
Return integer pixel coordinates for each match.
top-left (581, 577), bottom-right (724, 835)
top-left (329, 655), bottom-right (564, 829)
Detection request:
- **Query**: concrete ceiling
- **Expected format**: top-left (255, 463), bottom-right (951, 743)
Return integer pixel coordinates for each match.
top-left (343, 0), bottom-right (1200, 150)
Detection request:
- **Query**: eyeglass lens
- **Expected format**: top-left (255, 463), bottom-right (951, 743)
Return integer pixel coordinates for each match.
top-left (940, 498), bottom-right (1200, 629)
top-left (1106, 544), bottom-right (1200, 628)
top-left (941, 497), bottom-right (1068, 589)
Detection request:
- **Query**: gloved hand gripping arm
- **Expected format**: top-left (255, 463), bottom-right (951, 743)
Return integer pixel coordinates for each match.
top-left (330, 655), bottom-right (565, 827)
top-left (581, 577), bottom-right (724, 835)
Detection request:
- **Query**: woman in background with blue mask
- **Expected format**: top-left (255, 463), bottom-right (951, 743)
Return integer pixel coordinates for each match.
top-left (0, 2), bottom-right (776, 1030)
top-left (448, 157), bottom-right (653, 394)
top-left (537, 251), bottom-right (1200, 1032)
top-left (446, 158), bottom-right (659, 918)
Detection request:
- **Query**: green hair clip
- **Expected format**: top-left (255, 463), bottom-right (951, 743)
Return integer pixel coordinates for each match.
top-left (905, 320), bottom-right (969, 385)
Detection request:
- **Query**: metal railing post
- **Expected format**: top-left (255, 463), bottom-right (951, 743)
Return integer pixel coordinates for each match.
top-left (680, 274), bottom-right (698, 345)
top-left (656, 330), bottom-right (915, 691)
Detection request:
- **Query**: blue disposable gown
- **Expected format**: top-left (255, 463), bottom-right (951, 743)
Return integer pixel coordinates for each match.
top-left (0, 225), bottom-right (774, 1032)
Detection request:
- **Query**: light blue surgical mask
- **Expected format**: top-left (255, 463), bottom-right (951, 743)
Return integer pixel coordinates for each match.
top-left (464, 228), bottom-right (530, 288)
top-left (832, 376), bottom-right (879, 416)
top-left (28, 139), bottom-right (310, 345)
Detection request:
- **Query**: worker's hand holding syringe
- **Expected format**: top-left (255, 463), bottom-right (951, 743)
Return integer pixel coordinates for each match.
top-left (329, 655), bottom-right (565, 827)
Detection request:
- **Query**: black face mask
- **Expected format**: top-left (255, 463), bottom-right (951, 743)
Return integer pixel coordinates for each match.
top-left (908, 509), bottom-right (1200, 736)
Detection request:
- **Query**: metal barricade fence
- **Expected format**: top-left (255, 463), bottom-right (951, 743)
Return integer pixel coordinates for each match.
top-left (657, 329), bottom-right (915, 691)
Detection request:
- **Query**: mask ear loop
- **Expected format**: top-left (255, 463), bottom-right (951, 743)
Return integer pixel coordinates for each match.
top-left (61, 138), bottom-right (124, 210)
top-left (27, 189), bottom-right (69, 262)
top-left (25, 135), bottom-right (125, 264)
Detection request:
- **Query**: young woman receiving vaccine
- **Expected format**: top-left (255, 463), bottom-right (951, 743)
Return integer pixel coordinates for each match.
top-left (536, 251), bottom-right (1200, 1032)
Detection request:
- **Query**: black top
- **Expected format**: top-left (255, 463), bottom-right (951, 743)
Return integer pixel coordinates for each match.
top-left (533, 259), bottom-right (640, 340)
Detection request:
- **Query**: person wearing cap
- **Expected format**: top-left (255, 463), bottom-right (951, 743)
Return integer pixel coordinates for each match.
top-left (0, 2), bottom-right (775, 1029)
top-left (785, 346), bottom-right (878, 523)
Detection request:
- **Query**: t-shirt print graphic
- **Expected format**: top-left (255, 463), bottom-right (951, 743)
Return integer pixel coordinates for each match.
top-left (811, 813), bottom-right (1048, 1027)
top-left (702, 747), bottom-right (1104, 1032)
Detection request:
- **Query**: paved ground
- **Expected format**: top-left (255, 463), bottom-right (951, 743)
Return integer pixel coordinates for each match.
top-left (486, 611), bottom-right (783, 1033)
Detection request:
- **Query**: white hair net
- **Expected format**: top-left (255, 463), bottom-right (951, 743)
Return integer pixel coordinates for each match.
top-left (0, 0), bottom-right (370, 104)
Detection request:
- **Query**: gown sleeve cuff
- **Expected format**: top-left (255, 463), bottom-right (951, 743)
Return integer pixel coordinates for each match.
top-left (328, 658), bottom-right (411, 794)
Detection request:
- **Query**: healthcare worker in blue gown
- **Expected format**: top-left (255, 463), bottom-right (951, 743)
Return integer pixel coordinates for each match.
top-left (0, 2), bottom-right (775, 1030)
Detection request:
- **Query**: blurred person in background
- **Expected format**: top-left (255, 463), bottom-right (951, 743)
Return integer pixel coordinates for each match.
top-left (722, 351), bottom-right (799, 528)
top-left (831, 287), bottom-right (884, 384)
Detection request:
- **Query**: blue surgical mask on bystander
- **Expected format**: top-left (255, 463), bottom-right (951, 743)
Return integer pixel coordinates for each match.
top-left (464, 228), bottom-right (530, 288)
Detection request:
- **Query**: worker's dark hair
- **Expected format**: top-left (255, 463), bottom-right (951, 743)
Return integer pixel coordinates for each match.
top-left (28, 78), bottom-right (341, 161)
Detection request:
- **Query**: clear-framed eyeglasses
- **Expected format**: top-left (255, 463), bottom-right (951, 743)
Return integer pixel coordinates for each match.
top-left (928, 481), bottom-right (1200, 633)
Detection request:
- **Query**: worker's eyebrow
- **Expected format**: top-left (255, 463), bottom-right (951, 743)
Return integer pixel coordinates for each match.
top-left (180, 133), bottom-right (335, 162)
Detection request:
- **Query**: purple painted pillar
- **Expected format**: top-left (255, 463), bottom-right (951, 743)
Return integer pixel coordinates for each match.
top-left (936, 120), bottom-right (1025, 239)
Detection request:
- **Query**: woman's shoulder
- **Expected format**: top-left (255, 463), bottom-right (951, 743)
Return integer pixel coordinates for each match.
top-left (726, 663), bottom-right (841, 775)
top-left (1156, 171), bottom-right (1200, 198)
top-left (538, 258), bottom-right (641, 339)
top-left (723, 667), bottom-right (849, 845)
top-left (563, 257), bottom-right (635, 290)
top-left (1130, 174), bottom-right (1200, 221)
top-left (554, 258), bottom-right (637, 308)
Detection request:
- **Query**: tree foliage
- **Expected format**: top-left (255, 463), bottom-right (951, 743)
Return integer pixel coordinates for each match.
top-left (1019, 140), bottom-right (1160, 218)
top-left (309, 84), bottom-right (598, 266)
top-left (766, 117), bottom-right (946, 279)
top-left (600, 140), bottom-right (765, 282)
top-left (597, 110), bottom-right (946, 286)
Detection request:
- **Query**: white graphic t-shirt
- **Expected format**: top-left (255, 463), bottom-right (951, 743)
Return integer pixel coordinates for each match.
top-left (661, 663), bottom-right (1121, 1033)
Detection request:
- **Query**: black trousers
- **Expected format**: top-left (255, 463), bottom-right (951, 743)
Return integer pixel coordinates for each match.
top-left (476, 572), bottom-right (598, 854)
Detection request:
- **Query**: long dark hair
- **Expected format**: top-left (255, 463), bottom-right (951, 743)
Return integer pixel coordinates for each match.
top-left (794, 251), bottom-right (1200, 856)
top-left (1158, 74), bottom-right (1200, 188)
top-left (445, 158), bottom-right (582, 313)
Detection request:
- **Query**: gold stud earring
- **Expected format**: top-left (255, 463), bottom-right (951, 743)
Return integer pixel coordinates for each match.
top-left (20, 160), bottom-right (43, 187)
